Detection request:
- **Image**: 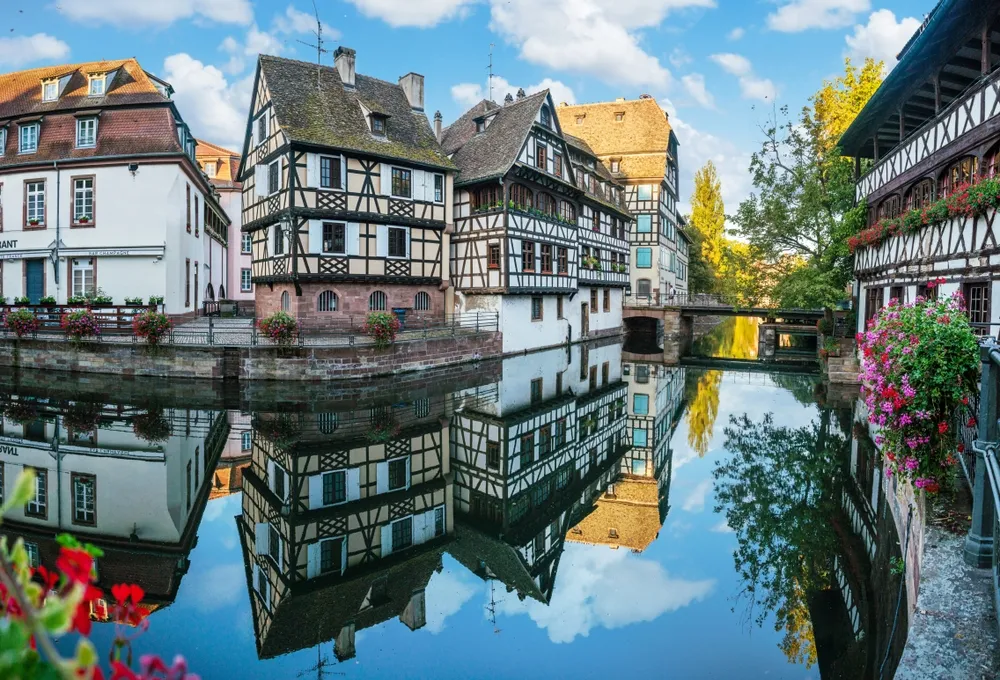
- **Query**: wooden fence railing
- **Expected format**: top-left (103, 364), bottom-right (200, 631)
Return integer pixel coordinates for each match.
top-left (0, 304), bottom-right (158, 334)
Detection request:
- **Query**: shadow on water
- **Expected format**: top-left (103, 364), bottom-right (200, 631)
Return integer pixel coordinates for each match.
top-left (0, 345), bottom-right (907, 679)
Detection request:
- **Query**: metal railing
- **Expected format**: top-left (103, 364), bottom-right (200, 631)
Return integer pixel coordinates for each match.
top-left (625, 293), bottom-right (734, 308)
top-left (203, 300), bottom-right (256, 318)
top-left (0, 311), bottom-right (500, 348)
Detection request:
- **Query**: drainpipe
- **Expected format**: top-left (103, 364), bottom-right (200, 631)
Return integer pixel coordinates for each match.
top-left (53, 160), bottom-right (60, 296)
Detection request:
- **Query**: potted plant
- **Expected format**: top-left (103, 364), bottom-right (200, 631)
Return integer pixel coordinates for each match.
top-left (39, 296), bottom-right (56, 305)
top-left (581, 255), bottom-right (599, 270)
top-left (63, 401), bottom-right (103, 433)
top-left (132, 408), bottom-right (171, 444)
top-left (4, 400), bottom-right (40, 425)
top-left (254, 413), bottom-right (299, 448)
top-left (362, 311), bottom-right (401, 350)
top-left (13, 297), bottom-right (30, 306)
top-left (67, 295), bottom-right (87, 305)
top-left (257, 311), bottom-right (298, 346)
top-left (124, 297), bottom-right (143, 306)
top-left (90, 289), bottom-right (113, 307)
top-left (77, 215), bottom-right (91, 224)
top-left (823, 337), bottom-right (841, 358)
top-left (5, 309), bottom-right (39, 337)
top-left (132, 310), bottom-right (173, 345)
top-left (27, 219), bottom-right (39, 227)
top-left (367, 408), bottom-right (401, 443)
top-left (149, 295), bottom-right (165, 308)
top-left (61, 309), bottom-right (101, 342)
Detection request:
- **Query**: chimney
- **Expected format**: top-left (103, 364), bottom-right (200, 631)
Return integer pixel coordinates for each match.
top-left (334, 624), bottom-right (356, 661)
top-left (516, 87), bottom-right (526, 100)
top-left (504, 93), bottom-right (513, 105)
top-left (399, 72), bottom-right (424, 111)
top-left (334, 46), bottom-right (356, 89)
top-left (433, 111), bottom-right (442, 141)
top-left (399, 589), bottom-right (427, 631)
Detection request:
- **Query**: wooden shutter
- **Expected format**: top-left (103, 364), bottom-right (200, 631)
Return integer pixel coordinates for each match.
top-left (403, 227), bottom-right (411, 259)
top-left (380, 163), bottom-right (392, 195)
top-left (346, 468), bottom-right (361, 501)
top-left (339, 156), bottom-right (347, 190)
top-left (306, 542), bottom-right (320, 578)
top-left (306, 153), bottom-right (319, 187)
top-left (255, 165), bottom-right (266, 197)
top-left (254, 523), bottom-right (268, 554)
top-left (412, 512), bottom-right (427, 545)
top-left (307, 474), bottom-right (323, 509)
top-left (376, 461), bottom-right (389, 494)
top-left (376, 225), bottom-right (389, 258)
top-left (380, 523), bottom-right (393, 556)
top-left (252, 563), bottom-right (260, 592)
top-left (308, 220), bottom-right (322, 254)
top-left (347, 223), bottom-right (361, 256)
top-left (404, 457), bottom-right (411, 489)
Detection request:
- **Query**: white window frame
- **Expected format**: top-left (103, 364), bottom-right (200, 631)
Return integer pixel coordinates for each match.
top-left (241, 268), bottom-right (252, 292)
top-left (76, 118), bottom-right (97, 149)
top-left (241, 232), bottom-right (252, 254)
top-left (433, 173), bottom-right (444, 204)
top-left (73, 178), bottom-right (94, 222)
top-left (253, 563), bottom-right (269, 609)
top-left (71, 258), bottom-right (95, 298)
top-left (204, 163), bottom-right (216, 178)
top-left (26, 181), bottom-right (45, 224)
top-left (255, 113), bottom-right (268, 147)
top-left (241, 431), bottom-right (252, 451)
top-left (19, 123), bottom-right (39, 154)
top-left (24, 543), bottom-right (39, 569)
top-left (637, 184), bottom-right (652, 201)
top-left (42, 81), bottom-right (58, 102)
top-left (386, 226), bottom-right (408, 259)
top-left (0, 128), bottom-right (6, 156)
top-left (73, 475), bottom-right (96, 524)
top-left (88, 75), bottom-right (106, 97)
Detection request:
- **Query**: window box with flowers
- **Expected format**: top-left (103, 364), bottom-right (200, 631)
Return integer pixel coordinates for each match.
top-left (581, 255), bottom-right (600, 270)
top-left (132, 408), bottom-right (171, 444)
top-left (5, 309), bottom-right (40, 338)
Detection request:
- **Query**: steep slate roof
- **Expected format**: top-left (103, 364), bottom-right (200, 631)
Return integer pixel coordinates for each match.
top-left (446, 522), bottom-right (547, 603)
top-left (257, 55), bottom-right (454, 170)
top-left (0, 58), bottom-right (168, 120)
top-left (442, 90), bottom-right (550, 186)
top-left (562, 132), bottom-right (631, 217)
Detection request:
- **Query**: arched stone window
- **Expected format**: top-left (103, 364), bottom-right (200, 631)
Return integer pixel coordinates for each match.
top-left (559, 201), bottom-right (576, 222)
top-left (369, 291), bottom-right (388, 311)
top-left (876, 194), bottom-right (901, 221)
top-left (904, 179), bottom-right (934, 211)
top-left (205, 283), bottom-right (215, 301)
top-left (472, 185), bottom-right (502, 211)
top-left (317, 290), bottom-right (338, 312)
top-left (280, 291), bottom-right (290, 311)
top-left (537, 192), bottom-right (558, 217)
top-left (938, 156), bottom-right (977, 198)
top-left (510, 184), bottom-right (533, 210)
top-left (218, 285), bottom-right (225, 299)
top-left (317, 413), bottom-right (338, 434)
top-left (985, 140), bottom-right (1000, 178)
top-left (414, 292), bottom-right (431, 311)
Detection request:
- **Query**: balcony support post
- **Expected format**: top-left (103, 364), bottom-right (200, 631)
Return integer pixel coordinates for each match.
top-left (898, 107), bottom-right (905, 141)
top-left (873, 134), bottom-right (880, 162)
top-left (983, 24), bottom-right (991, 76)
top-left (934, 72), bottom-right (941, 115)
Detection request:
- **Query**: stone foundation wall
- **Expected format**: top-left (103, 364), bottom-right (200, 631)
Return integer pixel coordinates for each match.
top-left (256, 282), bottom-right (445, 330)
top-left (0, 332), bottom-right (501, 381)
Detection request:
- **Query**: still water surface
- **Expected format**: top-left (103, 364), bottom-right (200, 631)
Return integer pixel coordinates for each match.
top-left (4, 321), bottom-right (905, 679)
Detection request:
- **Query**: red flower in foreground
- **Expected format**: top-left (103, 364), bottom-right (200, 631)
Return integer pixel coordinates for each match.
top-left (925, 481), bottom-right (941, 493)
top-left (958, 443), bottom-right (965, 453)
top-left (962, 395), bottom-right (970, 405)
top-left (112, 583), bottom-right (145, 606)
top-left (968, 417), bottom-right (977, 427)
top-left (938, 421), bottom-right (949, 434)
top-left (56, 548), bottom-right (93, 586)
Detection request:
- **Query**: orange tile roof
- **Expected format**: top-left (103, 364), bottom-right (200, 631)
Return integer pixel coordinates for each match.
top-left (195, 138), bottom-right (242, 187)
top-left (0, 58), bottom-right (168, 120)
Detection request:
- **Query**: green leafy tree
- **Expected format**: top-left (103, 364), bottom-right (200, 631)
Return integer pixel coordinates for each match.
top-left (684, 219), bottom-right (717, 293)
top-left (690, 161), bottom-right (726, 271)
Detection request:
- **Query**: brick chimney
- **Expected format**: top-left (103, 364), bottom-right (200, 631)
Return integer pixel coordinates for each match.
top-left (334, 46), bottom-right (356, 89)
top-left (433, 111), bottom-right (442, 141)
top-left (399, 72), bottom-right (424, 111)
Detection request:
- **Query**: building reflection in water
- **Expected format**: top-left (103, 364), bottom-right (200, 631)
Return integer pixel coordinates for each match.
top-left (0, 392), bottom-right (229, 621)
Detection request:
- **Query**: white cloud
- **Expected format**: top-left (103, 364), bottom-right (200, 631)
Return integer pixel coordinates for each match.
top-left (273, 6), bottom-right (339, 38)
top-left (163, 53), bottom-right (253, 152)
top-left (450, 75), bottom-right (576, 109)
top-left (682, 479), bottom-right (713, 512)
top-left (845, 10), bottom-right (921, 65)
top-left (56, 0), bottom-right (253, 27)
top-left (345, 0), bottom-right (477, 27)
top-left (727, 27), bottom-right (745, 41)
top-left (424, 567), bottom-right (479, 634)
top-left (711, 519), bottom-right (734, 533)
top-left (218, 8), bottom-right (342, 76)
top-left (767, 0), bottom-right (870, 33)
top-left (709, 53), bottom-right (775, 102)
top-left (681, 73), bottom-right (714, 109)
top-left (184, 563), bottom-right (247, 614)
top-left (670, 47), bottom-right (693, 68)
top-left (497, 544), bottom-right (714, 643)
top-left (0, 34), bottom-right (70, 69)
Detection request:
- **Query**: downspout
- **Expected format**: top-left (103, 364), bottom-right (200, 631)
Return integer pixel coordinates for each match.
top-left (53, 160), bottom-right (60, 296)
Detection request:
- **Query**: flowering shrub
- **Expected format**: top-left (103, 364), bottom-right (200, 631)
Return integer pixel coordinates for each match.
top-left (367, 408), bottom-right (401, 443)
top-left (131, 409), bottom-right (171, 444)
top-left (362, 312), bottom-right (401, 350)
top-left (0, 469), bottom-right (198, 679)
top-left (4, 400), bottom-right (40, 425)
top-left (61, 309), bottom-right (102, 342)
top-left (858, 295), bottom-right (979, 492)
top-left (849, 176), bottom-right (1000, 252)
top-left (133, 311), bottom-right (173, 346)
top-left (257, 311), bottom-right (298, 346)
top-left (254, 414), bottom-right (299, 448)
top-left (6, 309), bottom-right (40, 338)
top-left (63, 401), bottom-right (103, 433)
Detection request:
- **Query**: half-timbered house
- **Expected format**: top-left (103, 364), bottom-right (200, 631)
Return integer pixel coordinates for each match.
top-left (238, 49), bottom-right (456, 329)
top-left (839, 0), bottom-right (1000, 333)
top-left (444, 89), bottom-right (626, 352)
top-left (448, 342), bottom-right (629, 600)
top-left (556, 97), bottom-right (686, 300)
top-left (0, 394), bottom-right (228, 616)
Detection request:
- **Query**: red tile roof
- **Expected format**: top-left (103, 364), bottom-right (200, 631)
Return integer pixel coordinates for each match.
top-left (0, 59), bottom-right (168, 120)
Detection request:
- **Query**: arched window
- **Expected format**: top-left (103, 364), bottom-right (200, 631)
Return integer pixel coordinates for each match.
top-left (413, 398), bottom-right (430, 418)
top-left (559, 201), bottom-right (576, 222)
top-left (414, 292), bottom-right (431, 311)
top-left (904, 179), bottom-right (934, 211)
top-left (939, 156), bottom-right (978, 198)
top-left (510, 184), bottom-right (533, 210)
top-left (317, 290), bottom-right (338, 312)
top-left (876, 194), bottom-right (901, 221)
top-left (472, 185), bottom-right (502, 211)
top-left (537, 192), bottom-right (557, 217)
top-left (218, 285), bottom-right (225, 299)
top-left (369, 291), bottom-right (387, 311)
top-left (205, 283), bottom-right (215, 301)
top-left (540, 105), bottom-right (551, 129)
top-left (317, 412), bottom-right (338, 434)
top-left (281, 291), bottom-right (290, 311)
top-left (985, 141), bottom-right (1000, 178)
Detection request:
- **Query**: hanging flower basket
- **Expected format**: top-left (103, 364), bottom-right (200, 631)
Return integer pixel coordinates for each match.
top-left (254, 413), bottom-right (299, 447)
top-left (858, 295), bottom-right (979, 493)
top-left (5, 309), bottom-right (40, 338)
top-left (362, 312), bottom-right (401, 350)
top-left (133, 310), bottom-right (173, 345)
top-left (257, 311), bottom-right (298, 346)
top-left (367, 409), bottom-right (400, 443)
top-left (4, 400), bottom-right (39, 425)
top-left (61, 309), bottom-right (102, 342)
top-left (132, 409), bottom-right (171, 444)
top-left (63, 401), bottom-right (103, 432)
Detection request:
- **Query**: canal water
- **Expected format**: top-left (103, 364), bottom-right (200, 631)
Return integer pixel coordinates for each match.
top-left (3, 321), bottom-right (906, 679)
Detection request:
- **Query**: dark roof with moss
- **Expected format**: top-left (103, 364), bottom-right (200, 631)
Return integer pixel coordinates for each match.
top-left (258, 55), bottom-right (454, 170)
top-left (441, 91), bottom-right (549, 186)
top-left (447, 522), bottom-right (546, 603)
top-left (563, 133), bottom-right (631, 218)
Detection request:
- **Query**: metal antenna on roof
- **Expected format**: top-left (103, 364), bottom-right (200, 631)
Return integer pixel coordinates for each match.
top-left (487, 43), bottom-right (499, 103)
top-left (296, 0), bottom-right (329, 90)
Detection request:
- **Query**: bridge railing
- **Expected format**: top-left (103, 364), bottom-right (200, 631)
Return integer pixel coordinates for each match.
top-left (626, 293), bottom-right (733, 308)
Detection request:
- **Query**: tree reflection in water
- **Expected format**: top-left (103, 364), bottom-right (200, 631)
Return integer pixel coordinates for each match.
top-left (686, 317), bottom-right (760, 456)
top-left (713, 398), bottom-right (847, 670)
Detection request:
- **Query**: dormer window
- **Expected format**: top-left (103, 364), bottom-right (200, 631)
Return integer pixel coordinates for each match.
top-left (88, 75), bottom-right (106, 97)
top-left (615, 112), bottom-right (625, 122)
top-left (76, 117), bottom-right (97, 148)
top-left (540, 105), bottom-right (551, 129)
top-left (610, 159), bottom-right (620, 173)
top-left (42, 81), bottom-right (58, 102)
top-left (205, 162), bottom-right (216, 179)
top-left (575, 115), bottom-right (584, 125)
top-left (19, 123), bottom-right (39, 154)
top-left (371, 114), bottom-right (386, 135)
top-left (475, 120), bottom-right (486, 133)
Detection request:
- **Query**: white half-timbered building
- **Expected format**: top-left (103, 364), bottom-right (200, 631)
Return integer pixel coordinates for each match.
top-left (839, 0), bottom-right (1000, 334)
top-left (448, 342), bottom-right (629, 600)
top-left (238, 49), bottom-right (456, 328)
top-left (0, 394), bottom-right (228, 614)
top-left (443, 89), bottom-right (629, 353)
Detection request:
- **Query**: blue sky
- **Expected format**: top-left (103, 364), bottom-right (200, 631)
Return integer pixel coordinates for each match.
top-left (0, 0), bottom-right (936, 213)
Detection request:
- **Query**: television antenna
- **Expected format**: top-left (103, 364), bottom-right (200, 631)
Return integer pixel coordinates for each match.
top-left (296, 0), bottom-right (330, 89)
top-left (296, 643), bottom-right (343, 680)
top-left (487, 43), bottom-right (500, 103)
